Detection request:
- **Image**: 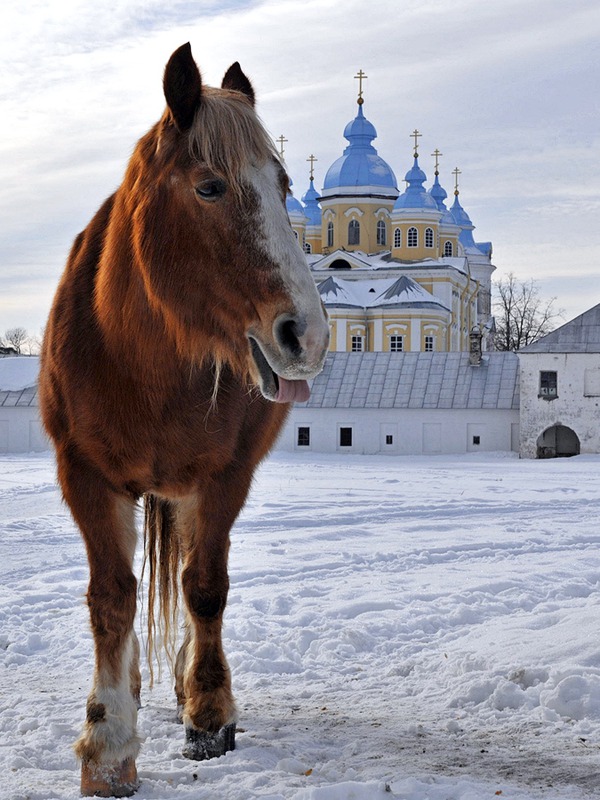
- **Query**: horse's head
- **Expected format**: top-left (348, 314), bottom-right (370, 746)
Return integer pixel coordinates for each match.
top-left (128, 43), bottom-right (329, 403)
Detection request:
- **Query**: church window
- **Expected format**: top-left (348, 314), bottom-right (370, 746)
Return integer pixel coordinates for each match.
top-left (425, 227), bottom-right (434, 248)
top-left (444, 240), bottom-right (453, 257)
top-left (297, 427), bottom-right (310, 446)
top-left (539, 371), bottom-right (558, 399)
top-left (304, 242), bottom-right (312, 254)
top-left (385, 435), bottom-right (394, 445)
top-left (408, 227), bottom-right (418, 247)
top-left (377, 220), bottom-right (387, 246)
top-left (348, 219), bottom-right (360, 245)
top-left (339, 427), bottom-right (353, 447)
top-left (424, 335), bottom-right (434, 352)
top-left (293, 230), bottom-right (298, 240)
top-left (327, 221), bottom-right (334, 247)
top-left (394, 228), bottom-right (401, 248)
top-left (351, 335), bottom-right (363, 352)
top-left (390, 335), bottom-right (404, 352)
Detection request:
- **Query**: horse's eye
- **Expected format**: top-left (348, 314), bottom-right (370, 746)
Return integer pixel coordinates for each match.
top-left (195, 179), bottom-right (226, 201)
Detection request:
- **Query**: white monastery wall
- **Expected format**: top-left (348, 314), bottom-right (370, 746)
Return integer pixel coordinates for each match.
top-left (519, 352), bottom-right (600, 458)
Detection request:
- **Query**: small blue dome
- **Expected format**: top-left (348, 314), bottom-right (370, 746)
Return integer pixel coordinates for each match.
top-left (286, 192), bottom-right (305, 215)
top-left (301, 178), bottom-right (322, 226)
top-left (322, 104), bottom-right (397, 193)
top-left (429, 174), bottom-right (448, 211)
top-left (448, 193), bottom-right (472, 227)
top-left (393, 156), bottom-right (438, 211)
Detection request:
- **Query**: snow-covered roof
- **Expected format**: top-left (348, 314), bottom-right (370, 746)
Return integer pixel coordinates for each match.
top-left (0, 356), bottom-right (40, 407)
top-left (520, 303), bottom-right (600, 353)
top-left (317, 275), bottom-right (450, 312)
top-left (299, 351), bottom-right (520, 410)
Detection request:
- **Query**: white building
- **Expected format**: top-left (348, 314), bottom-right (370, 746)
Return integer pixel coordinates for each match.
top-left (277, 350), bottom-right (520, 456)
top-left (0, 357), bottom-right (48, 454)
top-left (519, 304), bottom-right (600, 458)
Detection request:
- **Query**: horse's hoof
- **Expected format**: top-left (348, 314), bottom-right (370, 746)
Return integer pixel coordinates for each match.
top-left (182, 722), bottom-right (236, 760)
top-left (80, 756), bottom-right (139, 797)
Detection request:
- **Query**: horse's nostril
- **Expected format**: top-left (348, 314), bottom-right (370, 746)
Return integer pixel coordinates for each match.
top-left (275, 316), bottom-right (304, 357)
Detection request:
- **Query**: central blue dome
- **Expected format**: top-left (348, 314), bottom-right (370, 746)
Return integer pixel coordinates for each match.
top-left (322, 104), bottom-right (398, 195)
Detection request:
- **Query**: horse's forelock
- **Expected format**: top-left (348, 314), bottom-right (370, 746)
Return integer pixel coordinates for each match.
top-left (187, 89), bottom-right (280, 196)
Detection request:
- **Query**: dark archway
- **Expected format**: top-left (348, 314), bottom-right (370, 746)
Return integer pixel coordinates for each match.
top-left (536, 425), bottom-right (580, 458)
top-left (329, 259), bottom-right (352, 270)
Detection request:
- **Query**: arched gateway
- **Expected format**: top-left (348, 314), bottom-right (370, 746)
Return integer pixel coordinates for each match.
top-left (536, 425), bottom-right (580, 458)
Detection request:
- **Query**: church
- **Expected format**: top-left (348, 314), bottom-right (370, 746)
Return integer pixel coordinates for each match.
top-left (276, 72), bottom-right (522, 456)
top-left (284, 72), bottom-right (496, 357)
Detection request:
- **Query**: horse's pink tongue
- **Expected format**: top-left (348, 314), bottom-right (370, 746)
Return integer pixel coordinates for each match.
top-left (275, 377), bottom-right (310, 404)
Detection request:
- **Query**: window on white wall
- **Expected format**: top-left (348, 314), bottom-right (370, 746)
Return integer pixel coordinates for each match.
top-left (297, 427), bottom-right (310, 446)
top-left (539, 371), bottom-right (558, 399)
top-left (339, 427), bottom-right (353, 447)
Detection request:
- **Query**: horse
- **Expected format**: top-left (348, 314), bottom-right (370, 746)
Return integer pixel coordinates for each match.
top-left (39, 43), bottom-right (329, 798)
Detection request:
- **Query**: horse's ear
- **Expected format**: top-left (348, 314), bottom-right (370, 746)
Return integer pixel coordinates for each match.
top-left (221, 62), bottom-right (255, 107)
top-left (163, 43), bottom-right (203, 132)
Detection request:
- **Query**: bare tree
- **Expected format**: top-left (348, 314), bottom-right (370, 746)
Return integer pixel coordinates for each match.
top-left (492, 273), bottom-right (564, 351)
top-left (2, 327), bottom-right (29, 355)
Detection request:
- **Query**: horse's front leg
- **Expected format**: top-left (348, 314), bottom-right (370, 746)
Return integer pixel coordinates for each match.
top-left (57, 448), bottom-right (141, 797)
top-left (175, 468), bottom-right (251, 760)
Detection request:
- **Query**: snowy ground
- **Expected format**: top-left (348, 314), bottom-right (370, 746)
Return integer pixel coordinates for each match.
top-left (2, 451), bottom-right (600, 799)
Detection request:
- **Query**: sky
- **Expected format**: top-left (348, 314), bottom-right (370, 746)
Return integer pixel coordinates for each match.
top-left (1, 0), bottom-right (600, 335)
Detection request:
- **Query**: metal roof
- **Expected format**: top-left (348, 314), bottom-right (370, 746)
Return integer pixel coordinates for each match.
top-left (0, 386), bottom-right (39, 408)
top-left (520, 303), bottom-right (600, 353)
top-left (299, 351), bottom-right (520, 410)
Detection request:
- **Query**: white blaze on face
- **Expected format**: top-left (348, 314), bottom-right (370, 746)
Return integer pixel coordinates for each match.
top-left (244, 159), bottom-right (329, 382)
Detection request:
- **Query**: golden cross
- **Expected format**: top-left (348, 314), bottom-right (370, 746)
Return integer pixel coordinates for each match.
top-left (410, 129), bottom-right (422, 156)
top-left (452, 166), bottom-right (461, 194)
top-left (307, 154), bottom-right (318, 181)
top-left (431, 148), bottom-right (443, 175)
top-left (276, 134), bottom-right (288, 158)
top-left (354, 69), bottom-right (367, 105)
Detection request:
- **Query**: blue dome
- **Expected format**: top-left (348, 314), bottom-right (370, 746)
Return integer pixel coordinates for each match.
top-left (322, 104), bottom-right (397, 193)
top-left (301, 178), bottom-right (322, 226)
top-left (286, 192), bottom-right (305, 215)
top-left (429, 174), bottom-right (448, 211)
top-left (448, 193), bottom-right (472, 227)
top-left (393, 156), bottom-right (438, 211)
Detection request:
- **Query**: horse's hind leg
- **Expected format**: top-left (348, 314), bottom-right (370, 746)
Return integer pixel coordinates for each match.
top-left (57, 447), bottom-right (141, 797)
top-left (174, 468), bottom-right (252, 760)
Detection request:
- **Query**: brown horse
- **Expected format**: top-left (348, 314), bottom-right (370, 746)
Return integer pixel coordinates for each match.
top-left (39, 43), bottom-right (329, 797)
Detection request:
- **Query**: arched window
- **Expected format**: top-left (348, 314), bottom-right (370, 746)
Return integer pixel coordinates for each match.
top-left (408, 227), bottom-right (418, 247)
top-left (327, 221), bottom-right (334, 248)
top-left (444, 240), bottom-right (453, 257)
top-left (425, 227), bottom-right (434, 248)
top-left (348, 219), bottom-right (360, 245)
top-left (293, 230), bottom-right (298, 240)
top-left (304, 242), bottom-right (312, 254)
top-left (376, 220), bottom-right (387, 246)
top-left (393, 228), bottom-right (401, 248)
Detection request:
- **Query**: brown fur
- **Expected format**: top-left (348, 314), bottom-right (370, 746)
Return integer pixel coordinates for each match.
top-left (39, 43), bottom-right (326, 793)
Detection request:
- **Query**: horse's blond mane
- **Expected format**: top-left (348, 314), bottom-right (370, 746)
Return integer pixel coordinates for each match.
top-left (188, 89), bottom-right (281, 196)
